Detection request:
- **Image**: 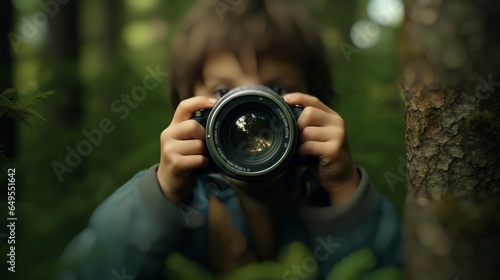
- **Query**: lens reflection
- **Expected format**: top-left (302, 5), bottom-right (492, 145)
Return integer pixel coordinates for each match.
top-left (231, 113), bottom-right (273, 155)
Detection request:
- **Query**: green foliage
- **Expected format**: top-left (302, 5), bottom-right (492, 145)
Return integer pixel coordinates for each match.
top-left (8, 0), bottom-right (405, 279)
top-left (0, 88), bottom-right (53, 129)
top-left (327, 248), bottom-right (403, 280)
top-left (164, 245), bottom-right (403, 280)
top-left (165, 242), bottom-right (318, 280)
top-left (327, 248), bottom-right (376, 280)
top-left (166, 252), bottom-right (215, 280)
top-left (0, 88), bottom-right (52, 170)
top-left (219, 242), bottom-right (318, 280)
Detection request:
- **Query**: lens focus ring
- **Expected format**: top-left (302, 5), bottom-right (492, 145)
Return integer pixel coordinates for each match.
top-left (204, 86), bottom-right (298, 180)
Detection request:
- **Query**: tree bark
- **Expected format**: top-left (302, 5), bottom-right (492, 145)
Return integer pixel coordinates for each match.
top-left (403, 0), bottom-right (500, 279)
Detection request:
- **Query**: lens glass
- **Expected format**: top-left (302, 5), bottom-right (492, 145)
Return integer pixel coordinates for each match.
top-left (208, 92), bottom-right (297, 179)
top-left (232, 112), bottom-right (272, 155)
top-left (220, 105), bottom-right (283, 166)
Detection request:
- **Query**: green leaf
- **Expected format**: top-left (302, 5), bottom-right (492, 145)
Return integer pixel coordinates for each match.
top-left (165, 252), bottom-right (214, 280)
top-left (165, 242), bottom-right (319, 280)
top-left (327, 248), bottom-right (376, 280)
top-left (0, 88), bottom-right (53, 129)
top-left (358, 266), bottom-right (404, 280)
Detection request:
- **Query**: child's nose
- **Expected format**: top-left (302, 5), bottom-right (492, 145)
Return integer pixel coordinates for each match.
top-left (235, 76), bottom-right (261, 87)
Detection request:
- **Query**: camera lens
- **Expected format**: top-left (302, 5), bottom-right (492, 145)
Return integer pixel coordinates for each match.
top-left (204, 85), bottom-right (299, 180)
top-left (224, 108), bottom-right (281, 165)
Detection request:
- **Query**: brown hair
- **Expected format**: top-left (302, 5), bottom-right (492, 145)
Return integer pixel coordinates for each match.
top-left (169, 0), bottom-right (335, 107)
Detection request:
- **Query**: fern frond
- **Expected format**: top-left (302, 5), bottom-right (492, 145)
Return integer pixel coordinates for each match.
top-left (0, 88), bottom-right (53, 129)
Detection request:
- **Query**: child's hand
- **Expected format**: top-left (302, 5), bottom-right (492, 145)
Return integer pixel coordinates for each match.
top-left (157, 96), bottom-right (217, 205)
top-left (284, 93), bottom-right (360, 205)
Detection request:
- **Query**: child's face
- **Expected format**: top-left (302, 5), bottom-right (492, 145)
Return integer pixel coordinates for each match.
top-left (193, 48), bottom-right (308, 187)
top-left (194, 48), bottom-right (307, 98)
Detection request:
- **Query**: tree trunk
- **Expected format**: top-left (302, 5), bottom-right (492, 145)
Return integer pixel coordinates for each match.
top-left (46, 0), bottom-right (83, 126)
top-left (403, 0), bottom-right (500, 279)
top-left (35, 0), bottom-right (85, 188)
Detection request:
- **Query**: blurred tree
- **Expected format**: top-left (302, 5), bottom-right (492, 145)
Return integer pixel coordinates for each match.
top-left (45, 0), bottom-right (82, 126)
top-left (324, 0), bottom-right (356, 40)
top-left (10, 1), bottom-right (86, 278)
top-left (32, 0), bottom-right (85, 191)
top-left (403, 0), bottom-right (500, 279)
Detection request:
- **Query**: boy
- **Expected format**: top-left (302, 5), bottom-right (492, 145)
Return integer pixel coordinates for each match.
top-left (59, 0), bottom-right (402, 279)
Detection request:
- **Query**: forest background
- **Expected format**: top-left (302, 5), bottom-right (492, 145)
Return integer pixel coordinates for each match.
top-left (0, 0), bottom-right (406, 279)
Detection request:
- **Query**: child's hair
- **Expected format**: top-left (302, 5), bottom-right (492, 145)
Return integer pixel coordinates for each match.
top-left (168, 0), bottom-right (334, 107)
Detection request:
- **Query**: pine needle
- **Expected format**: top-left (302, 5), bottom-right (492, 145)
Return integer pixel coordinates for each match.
top-left (0, 88), bottom-right (53, 129)
top-left (0, 88), bottom-right (53, 168)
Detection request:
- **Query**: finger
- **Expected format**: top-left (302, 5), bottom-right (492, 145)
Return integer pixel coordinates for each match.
top-left (300, 126), bottom-right (337, 143)
top-left (168, 154), bottom-right (208, 173)
top-left (171, 96), bottom-right (217, 124)
top-left (283, 93), bottom-right (334, 114)
top-left (298, 141), bottom-right (341, 159)
top-left (164, 139), bottom-right (206, 157)
top-left (297, 107), bottom-right (344, 129)
top-left (162, 120), bottom-right (206, 141)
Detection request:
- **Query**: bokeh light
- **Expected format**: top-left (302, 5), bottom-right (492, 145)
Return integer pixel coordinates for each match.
top-left (367, 0), bottom-right (404, 28)
top-left (123, 21), bottom-right (156, 50)
top-left (125, 0), bottom-right (158, 12)
top-left (350, 19), bottom-right (381, 49)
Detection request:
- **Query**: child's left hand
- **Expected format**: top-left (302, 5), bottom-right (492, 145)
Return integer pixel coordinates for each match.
top-left (284, 93), bottom-right (360, 205)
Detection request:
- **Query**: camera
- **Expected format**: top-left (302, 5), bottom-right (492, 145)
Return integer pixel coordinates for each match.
top-left (191, 85), bottom-right (304, 181)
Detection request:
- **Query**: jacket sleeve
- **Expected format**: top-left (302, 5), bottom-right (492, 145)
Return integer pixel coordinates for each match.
top-left (298, 167), bottom-right (403, 278)
top-left (57, 164), bottom-right (199, 280)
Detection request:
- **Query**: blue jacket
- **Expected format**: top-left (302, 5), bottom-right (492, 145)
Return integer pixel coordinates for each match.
top-left (58, 165), bottom-right (402, 279)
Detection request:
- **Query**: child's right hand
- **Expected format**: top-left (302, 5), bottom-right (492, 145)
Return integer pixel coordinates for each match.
top-left (157, 96), bottom-right (217, 205)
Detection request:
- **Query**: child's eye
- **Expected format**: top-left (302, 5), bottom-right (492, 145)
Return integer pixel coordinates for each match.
top-left (214, 87), bottom-right (230, 98)
top-left (269, 85), bottom-right (289, 95)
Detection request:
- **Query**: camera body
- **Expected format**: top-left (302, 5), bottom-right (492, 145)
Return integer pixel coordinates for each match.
top-left (191, 85), bottom-right (304, 181)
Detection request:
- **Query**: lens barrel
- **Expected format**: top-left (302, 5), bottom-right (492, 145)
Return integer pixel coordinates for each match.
top-left (204, 85), bottom-right (299, 180)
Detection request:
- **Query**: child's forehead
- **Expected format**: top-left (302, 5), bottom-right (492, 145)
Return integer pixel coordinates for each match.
top-left (200, 48), bottom-right (306, 88)
top-left (202, 46), bottom-right (301, 75)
